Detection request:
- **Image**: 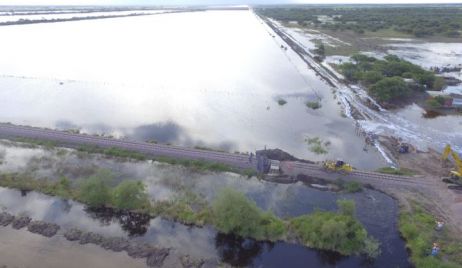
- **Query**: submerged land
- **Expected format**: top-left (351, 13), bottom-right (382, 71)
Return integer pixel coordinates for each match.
top-left (0, 4), bottom-right (461, 268)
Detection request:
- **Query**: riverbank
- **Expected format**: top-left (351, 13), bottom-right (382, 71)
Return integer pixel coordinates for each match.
top-left (0, 226), bottom-right (148, 268)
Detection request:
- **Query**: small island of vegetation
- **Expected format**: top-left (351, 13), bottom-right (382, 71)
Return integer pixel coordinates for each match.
top-left (338, 54), bottom-right (445, 107)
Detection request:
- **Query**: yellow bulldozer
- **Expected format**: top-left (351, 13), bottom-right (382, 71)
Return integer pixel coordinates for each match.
top-left (442, 145), bottom-right (462, 188)
top-left (323, 160), bottom-right (353, 174)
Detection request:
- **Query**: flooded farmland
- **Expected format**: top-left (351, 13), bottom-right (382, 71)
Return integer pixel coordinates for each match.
top-left (0, 9), bottom-right (387, 169)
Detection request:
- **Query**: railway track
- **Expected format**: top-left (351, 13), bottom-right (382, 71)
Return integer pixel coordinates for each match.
top-left (0, 123), bottom-right (255, 170)
top-left (287, 161), bottom-right (436, 187)
top-left (0, 123), bottom-right (438, 187)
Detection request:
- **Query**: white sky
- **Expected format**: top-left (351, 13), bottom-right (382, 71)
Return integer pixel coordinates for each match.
top-left (0, 0), bottom-right (461, 5)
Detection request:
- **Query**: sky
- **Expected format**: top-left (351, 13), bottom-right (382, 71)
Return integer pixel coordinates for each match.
top-left (0, 0), bottom-right (461, 5)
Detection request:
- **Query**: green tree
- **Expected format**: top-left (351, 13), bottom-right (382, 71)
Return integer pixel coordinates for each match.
top-left (369, 77), bottom-right (410, 102)
top-left (78, 170), bottom-right (112, 207)
top-left (55, 176), bottom-right (72, 198)
top-left (337, 199), bottom-right (356, 216)
top-left (112, 180), bottom-right (149, 210)
top-left (212, 188), bottom-right (261, 237)
top-left (360, 71), bottom-right (383, 85)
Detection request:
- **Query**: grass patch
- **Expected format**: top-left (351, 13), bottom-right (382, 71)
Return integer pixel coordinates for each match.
top-left (376, 167), bottom-right (416, 176)
top-left (306, 101), bottom-right (322, 110)
top-left (277, 99), bottom-right (288, 106)
top-left (14, 139), bottom-right (256, 177)
top-left (344, 181), bottom-right (363, 193)
top-left (305, 136), bottom-right (330, 155)
top-left (399, 203), bottom-right (462, 267)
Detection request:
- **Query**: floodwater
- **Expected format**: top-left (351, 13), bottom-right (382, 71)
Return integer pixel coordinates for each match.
top-left (0, 9), bottom-right (386, 169)
top-left (0, 142), bottom-right (410, 267)
top-left (276, 22), bottom-right (462, 155)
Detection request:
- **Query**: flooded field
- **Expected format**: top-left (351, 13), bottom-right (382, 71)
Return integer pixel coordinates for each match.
top-left (0, 9), bottom-right (386, 169)
top-left (275, 22), bottom-right (462, 155)
top-left (0, 141), bottom-right (409, 267)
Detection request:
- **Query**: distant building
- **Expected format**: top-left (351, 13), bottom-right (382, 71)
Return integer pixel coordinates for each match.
top-left (427, 91), bottom-right (462, 108)
top-left (450, 94), bottom-right (462, 108)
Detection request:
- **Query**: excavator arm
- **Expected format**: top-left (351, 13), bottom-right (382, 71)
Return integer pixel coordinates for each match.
top-left (442, 145), bottom-right (462, 180)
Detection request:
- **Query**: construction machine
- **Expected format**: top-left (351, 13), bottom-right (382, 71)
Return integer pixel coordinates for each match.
top-left (323, 160), bottom-right (353, 174)
top-left (442, 145), bottom-right (462, 189)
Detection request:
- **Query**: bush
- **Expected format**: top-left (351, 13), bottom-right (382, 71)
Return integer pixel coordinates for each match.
top-left (344, 181), bottom-right (363, 193)
top-left (277, 99), bottom-right (287, 106)
top-left (290, 211), bottom-right (368, 255)
top-left (361, 71), bottom-right (383, 85)
top-left (78, 171), bottom-right (112, 207)
top-left (212, 188), bottom-right (285, 241)
top-left (212, 188), bottom-right (262, 237)
top-left (337, 199), bottom-right (356, 217)
top-left (112, 180), bottom-right (150, 210)
top-left (306, 101), bottom-right (322, 110)
top-left (369, 77), bottom-right (410, 102)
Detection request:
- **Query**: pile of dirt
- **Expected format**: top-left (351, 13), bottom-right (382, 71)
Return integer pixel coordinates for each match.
top-left (27, 221), bottom-right (60, 237)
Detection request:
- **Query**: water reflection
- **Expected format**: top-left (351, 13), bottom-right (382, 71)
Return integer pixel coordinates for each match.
top-left (0, 10), bottom-right (387, 169)
top-left (0, 142), bottom-right (410, 267)
top-left (215, 233), bottom-right (269, 267)
top-left (85, 207), bottom-right (151, 237)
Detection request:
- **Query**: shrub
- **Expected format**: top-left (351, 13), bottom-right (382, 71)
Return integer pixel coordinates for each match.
top-left (78, 171), bottom-right (112, 208)
top-left (112, 180), bottom-right (150, 210)
top-left (306, 101), bottom-right (322, 110)
top-left (212, 188), bottom-right (262, 238)
top-left (344, 181), bottom-right (363, 193)
top-left (278, 99), bottom-right (287, 106)
top-left (212, 188), bottom-right (286, 241)
top-left (337, 199), bottom-right (356, 217)
top-left (369, 77), bottom-right (410, 102)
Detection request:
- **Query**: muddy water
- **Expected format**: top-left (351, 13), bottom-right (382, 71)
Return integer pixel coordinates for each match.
top-left (0, 226), bottom-right (147, 268)
top-left (0, 9), bottom-right (387, 170)
top-left (0, 142), bottom-right (409, 267)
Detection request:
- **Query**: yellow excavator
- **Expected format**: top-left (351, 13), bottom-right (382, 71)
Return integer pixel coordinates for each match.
top-left (442, 145), bottom-right (462, 188)
top-left (323, 160), bottom-right (353, 174)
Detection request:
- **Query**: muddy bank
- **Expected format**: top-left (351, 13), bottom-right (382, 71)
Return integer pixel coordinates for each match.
top-left (0, 211), bottom-right (208, 268)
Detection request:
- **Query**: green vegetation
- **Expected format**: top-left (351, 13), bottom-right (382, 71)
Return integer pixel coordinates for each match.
top-left (78, 170), bottom-right (113, 207)
top-left (13, 138), bottom-right (256, 177)
top-left (15, 137), bottom-right (57, 149)
top-left (306, 100), bottom-right (322, 110)
top-left (0, 172), bottom-right (379, 257)
top-left (305, 136), bottom-right (330, 154)
top-left (212, 188), bottom-right (286, 241)
top-left (277, 98), bottom-right (288, 106)
top-left (399, 203), bottom-right (462, 267)
top-left (257, 7), bottom-right (462, 38)
top-left (313, 42), bottom-right (326, 62)
top-left (339, 54), bottom-right (439, 103)
top-left (78, 144), bottom-right (256, 177)
top-left (426, 96), bottom-right (448, 108)
top-left (344, 181), bottom-right (363, 193)
top-left (376, 167), bottom-right (417, 176)
top-left (112, 181), bottom-right (150, 210)
top-left (290, 199), bottom-right (380, 258)
top-left (78, 145), bottom-right (146, 161)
